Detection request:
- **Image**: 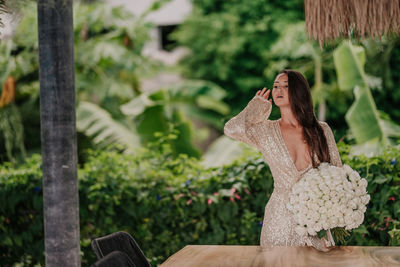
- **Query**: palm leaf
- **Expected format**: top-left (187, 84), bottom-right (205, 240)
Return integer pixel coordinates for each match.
top-left (201, 136), bottom-right (255, 168)
top-left (333, 41), bottom-right (400, 156)
top-left (76, 101), bottom-right (140, 152)
top-left (0, 0), bottom-right (7, 28)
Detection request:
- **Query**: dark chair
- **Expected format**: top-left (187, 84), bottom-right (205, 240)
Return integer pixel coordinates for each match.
top-left (92, 251), bottom-right (136, 267)
top-left (91, 231), bottom-right (151, 267)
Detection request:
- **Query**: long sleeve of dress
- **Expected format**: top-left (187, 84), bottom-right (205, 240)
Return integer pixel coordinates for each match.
top-left (320, 121), bottom-right (343, 167)
top-left (224, 95), bottom-right (272, 149)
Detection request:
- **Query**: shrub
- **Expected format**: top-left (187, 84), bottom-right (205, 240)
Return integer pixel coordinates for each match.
top-left (1, 134), bottom-right (399, 266)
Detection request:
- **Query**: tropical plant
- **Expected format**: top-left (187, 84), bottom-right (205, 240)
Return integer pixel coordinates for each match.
top-left (73, 1), bottom-right (230, 158)
top-left (0, 0), bottom-right (7, 28)
top-left (333, 40), bottom-right (400, 156)
top-left (0, 0), bottom-right (229, 162)
top-left (172, 0), bottom-right (305, 113)
top-left (77, 78), bottom-right (230, 157)
top-left (0, 77), bottom-right (26, 163)
top-left (362, 38), bottom-right (400, 123)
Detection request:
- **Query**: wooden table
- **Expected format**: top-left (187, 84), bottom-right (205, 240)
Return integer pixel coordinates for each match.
top-left (159, 245), bottom-right (400, 267)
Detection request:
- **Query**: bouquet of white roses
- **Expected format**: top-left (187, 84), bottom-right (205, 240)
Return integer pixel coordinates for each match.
top-left (286, 162), bottom-right (370, 246)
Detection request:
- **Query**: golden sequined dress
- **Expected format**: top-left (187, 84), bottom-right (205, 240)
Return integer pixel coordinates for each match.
top-left (223, 95), bottom-right (343, 251)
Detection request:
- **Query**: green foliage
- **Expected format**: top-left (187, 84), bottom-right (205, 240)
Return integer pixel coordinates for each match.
top-left (76, 101), bottom-right (141, 152)
top-left (73, 2), bottom-right (149, 104)
top-left (0, 104), bottom-right (26, 163)
top-left (118, 80), bottom-right (230, 157)
top-left (333, 41), bottom-right (400, 156)
top-left (317, 229), bottom-right (326, 239)
top-left (0, 154), bottom-right (44, 266)
top-left (174, 0), bottom-right (400, 149)
top-left (121, 79), bottom-right (230, 128)
top-left (1, 136), bottom-right (400, 266)
top-left (1, 1), bottom-right (234, 163)
top-left (173, 0), bottom-right (304, 111)
top-left (363, 38), bottom-right (400, 123)
top-left (0, 1), bottom-right (153, 163)
top-left (338, 142), bottom-right (400, 246)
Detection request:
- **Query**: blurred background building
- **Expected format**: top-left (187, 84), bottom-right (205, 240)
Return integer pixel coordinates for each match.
top-left (109, 0), bottom-right (192, 65)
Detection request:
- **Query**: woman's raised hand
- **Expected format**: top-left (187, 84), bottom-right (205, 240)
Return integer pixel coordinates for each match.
top-left (256, 87), bottom-right (272, 104)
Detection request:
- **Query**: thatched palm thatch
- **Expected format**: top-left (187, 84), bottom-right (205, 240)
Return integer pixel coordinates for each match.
top-left (305, 0), bottom-right (400, 47)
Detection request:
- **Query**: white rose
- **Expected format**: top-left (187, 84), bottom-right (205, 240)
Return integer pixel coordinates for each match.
top-left (344, 208), bottom-right (353, 217)
top-left (359, 178), bottom-right (368, 188)
top-left (345, 192), bottom-right (354, 200)
top-left (313, 203), bottom-right (320, 211)
top-left (353, 210), bottom-right (363, 221)
top-left (349, 200), bottom-right (357, 209)
top-left (307, 227), bottom-right (317, 236)
top-left (333, 179), bottom-right (341, 186)
top-left (325, 200), bottom-right (333, 209)
top-left (355, 187), bottom-right (366, 196)
top-left (327, 208), bottom-right (337, 218)
top-left (344, 214), bottom-right (353, 225)
top-left (328, 216), bottom-right (339, 227)
top-left (362, 195), bottom-right (371, 205)
top-left (319, 206), bottom-right (327, 214)
top-left (343, 164), bottom-right (353, 174)
top-left (349, 173), bottom-right (358, 182)
top-left (343, 181), bottom-right (352, 191)
top-left (314, 223), bottom-right (322, 232)
top-left (295, 225), bottom-right (308, 236)
top-left (322, 221), bottom-right (329, 230)
top-left (286, 203), bottom-right (293, 211)
top-left (320, 213), bottom-right (328, 222)
top-left (298, 216), bottom-right (307, 225)
top-left (359, 205), bottom-right (367, 213)
top-left (330, 206), bottom-right (341, 215)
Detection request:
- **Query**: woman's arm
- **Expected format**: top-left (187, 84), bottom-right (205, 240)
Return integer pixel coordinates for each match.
top-left (224, 94), bottom-right (272, 149)
top-left (320, 121), bottom-right (343, 167)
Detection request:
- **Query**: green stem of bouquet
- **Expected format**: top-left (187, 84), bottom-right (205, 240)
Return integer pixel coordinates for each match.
top-left (317, 227), bottom-right (350, 244)
top-left (331, 227), bottom-right (351, 244)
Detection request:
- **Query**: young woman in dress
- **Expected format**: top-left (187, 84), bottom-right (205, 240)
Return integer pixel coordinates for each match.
top-left (224, 69), bottom-right (341, 251)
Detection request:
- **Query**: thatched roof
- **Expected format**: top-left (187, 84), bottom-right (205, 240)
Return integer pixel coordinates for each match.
top-left (305, 0), bottom-right (400, 47)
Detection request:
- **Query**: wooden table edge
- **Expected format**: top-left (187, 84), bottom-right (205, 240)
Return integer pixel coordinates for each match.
top-left (160, 245), bottom-right (192, 265)
top-left (159, 245), bottom-right (400, 266)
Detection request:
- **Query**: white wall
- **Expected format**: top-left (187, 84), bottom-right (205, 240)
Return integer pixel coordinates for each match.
top-left (108, 0), bottom-right (192, 26)
top-left (108, 0), bottom-right (192, 64)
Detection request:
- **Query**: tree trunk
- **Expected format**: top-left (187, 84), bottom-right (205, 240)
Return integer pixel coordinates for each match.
top-left (37, 0), bottom-right (81, 266)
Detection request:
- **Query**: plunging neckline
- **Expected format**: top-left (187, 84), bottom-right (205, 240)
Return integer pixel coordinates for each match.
top-left (276, 119), bottom-right (312, 173)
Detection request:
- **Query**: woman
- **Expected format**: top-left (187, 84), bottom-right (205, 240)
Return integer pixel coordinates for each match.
top-left (224, 69), bottom-right (342, 252)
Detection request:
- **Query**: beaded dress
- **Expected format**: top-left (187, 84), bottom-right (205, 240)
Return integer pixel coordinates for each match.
top-left (223, 95), bottom-right (343, 251)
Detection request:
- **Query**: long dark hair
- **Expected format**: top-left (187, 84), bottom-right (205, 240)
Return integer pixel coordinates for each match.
top-left (279, 69), bottom-right (330, 167)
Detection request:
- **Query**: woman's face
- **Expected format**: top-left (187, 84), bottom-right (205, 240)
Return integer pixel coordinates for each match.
top-left (272, 73), bottom-right (290, 107)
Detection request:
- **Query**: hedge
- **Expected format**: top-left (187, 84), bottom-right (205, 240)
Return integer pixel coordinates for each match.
top-left (1, 133), bottom-right (399, 266)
